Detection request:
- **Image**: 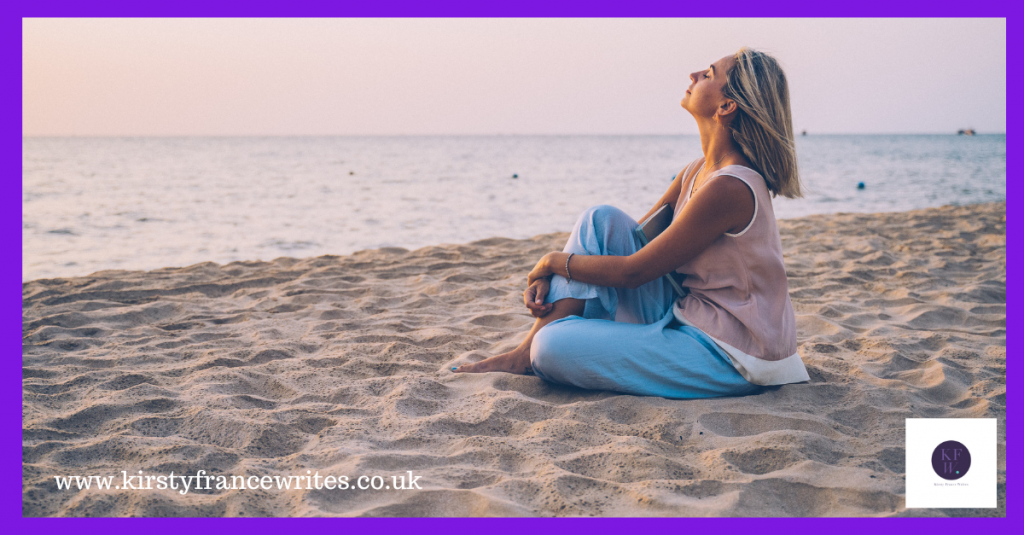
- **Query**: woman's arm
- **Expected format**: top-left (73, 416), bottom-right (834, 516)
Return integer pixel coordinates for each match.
top-left (634, 158), bottom-right (700, 223)
top-left (528, 175), bottom-right (755, 289)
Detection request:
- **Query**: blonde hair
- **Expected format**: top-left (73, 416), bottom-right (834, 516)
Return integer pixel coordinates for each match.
top-left (722, 47), bottom-right (802, 199)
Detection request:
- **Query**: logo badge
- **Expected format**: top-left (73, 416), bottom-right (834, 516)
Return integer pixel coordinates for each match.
top-left (906, 418), bottom-right (996, 509)
top-left (931, 440), bottom-right (971, 480)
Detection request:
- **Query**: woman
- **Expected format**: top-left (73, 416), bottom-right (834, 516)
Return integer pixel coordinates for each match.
top-left (453, 47), bottom-right (810, 399)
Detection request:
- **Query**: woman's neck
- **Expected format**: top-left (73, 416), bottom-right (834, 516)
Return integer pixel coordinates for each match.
top-left (698, 122), bottom-right (748, 169)
top-left (698, 124), bottom-right (742, 167)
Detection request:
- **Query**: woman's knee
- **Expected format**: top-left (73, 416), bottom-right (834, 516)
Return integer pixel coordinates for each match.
top-left (572, 204), bottom-right (637, 255)
top-left (529, 318), bottom-right (580, 376)
top-left (581, 204), bottom-right (631, 229)
top-left (582, 204), bottom-right (619, 219)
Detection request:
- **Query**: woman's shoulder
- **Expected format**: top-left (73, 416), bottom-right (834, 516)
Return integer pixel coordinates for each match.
top-left (716, 164), bottom-right (762, 178)
top-left (713, 165), bottom-right (768, 190)
top-left (681, 156), bottom-right (707, 181)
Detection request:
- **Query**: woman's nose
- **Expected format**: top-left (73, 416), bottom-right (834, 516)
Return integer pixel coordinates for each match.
top-left (689, 71), bottom-right (698, 84)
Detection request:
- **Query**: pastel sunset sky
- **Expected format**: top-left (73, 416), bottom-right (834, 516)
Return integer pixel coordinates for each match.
top-left (22, 18), bottom-right (1006, 136)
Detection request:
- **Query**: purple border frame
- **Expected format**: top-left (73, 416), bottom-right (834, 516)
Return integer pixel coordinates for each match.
top-left (9, 0), bottom-right (1014, 531)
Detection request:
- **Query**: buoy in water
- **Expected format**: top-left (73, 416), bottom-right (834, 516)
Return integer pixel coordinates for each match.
top-left (857, 181), bottom-right (865, 190)
top-left (512, 173), bottom-right (518, 179)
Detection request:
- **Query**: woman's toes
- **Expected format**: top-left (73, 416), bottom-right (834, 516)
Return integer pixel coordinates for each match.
top-left (451, 348), bottom-right (532, 375)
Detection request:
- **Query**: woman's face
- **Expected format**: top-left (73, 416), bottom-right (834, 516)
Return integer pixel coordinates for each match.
top-left (681, 54), bottom-right (737, 120)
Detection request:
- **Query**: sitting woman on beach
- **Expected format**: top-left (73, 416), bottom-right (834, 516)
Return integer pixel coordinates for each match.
top-left (453, 47), bottom-right (811, 398)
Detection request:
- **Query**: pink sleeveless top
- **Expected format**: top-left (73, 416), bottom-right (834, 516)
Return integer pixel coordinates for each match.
top-left (671, 158), bottom-right (809, 386)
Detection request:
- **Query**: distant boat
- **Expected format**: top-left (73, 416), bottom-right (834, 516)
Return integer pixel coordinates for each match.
top-left (801, 130), bottom-right (807, 136)
top-left (957, 128), bottom-right (976, 136)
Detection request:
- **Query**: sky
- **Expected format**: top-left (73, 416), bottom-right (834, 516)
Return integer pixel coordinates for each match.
top-left (22, 18), bottom-right (1006, 136)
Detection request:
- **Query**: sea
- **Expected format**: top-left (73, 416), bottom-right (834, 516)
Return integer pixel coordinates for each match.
top-left (22, 134), bottom-right (1006, 282)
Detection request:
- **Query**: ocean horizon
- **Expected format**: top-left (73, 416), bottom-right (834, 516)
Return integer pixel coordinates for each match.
top-left (23, 134), bottom-right (1006, 281)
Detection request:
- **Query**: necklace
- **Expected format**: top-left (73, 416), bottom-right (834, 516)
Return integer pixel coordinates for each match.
top-left (691, 149), bottom-right (737, 197)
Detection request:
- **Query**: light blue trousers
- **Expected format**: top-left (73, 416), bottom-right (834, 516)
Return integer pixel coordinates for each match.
top-left (529, 205), bottom-right (761, 399)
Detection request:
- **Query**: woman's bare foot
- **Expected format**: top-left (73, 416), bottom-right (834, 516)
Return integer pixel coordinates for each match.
top-left (450, 296), bottom-right (584, 376)
top-left (452, 345), bottom-right (533, 374)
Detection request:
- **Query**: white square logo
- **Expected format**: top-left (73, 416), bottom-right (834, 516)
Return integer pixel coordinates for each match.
top-left (905, 418), bottom-right (997, 508)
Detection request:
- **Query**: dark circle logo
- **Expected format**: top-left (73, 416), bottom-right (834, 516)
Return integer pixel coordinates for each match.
top-left (931, 440), bottom-right (971, 480)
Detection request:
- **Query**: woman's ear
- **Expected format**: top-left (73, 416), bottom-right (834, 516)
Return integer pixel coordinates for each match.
top-left (719, 99), bottom-right (739, 118)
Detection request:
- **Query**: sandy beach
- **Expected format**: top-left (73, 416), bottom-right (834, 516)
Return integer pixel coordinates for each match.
top-left (22, 201), bottom-right (1006, 517)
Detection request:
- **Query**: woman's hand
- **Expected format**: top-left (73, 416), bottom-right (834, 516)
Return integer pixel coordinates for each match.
top-left (524, 278), bottom-right (553, 318)
top-left (527, 252), bottom-right (559, 287)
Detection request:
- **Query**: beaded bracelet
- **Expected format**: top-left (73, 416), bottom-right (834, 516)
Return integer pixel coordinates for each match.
top-left (565, 253), bottom-right (575, 282)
